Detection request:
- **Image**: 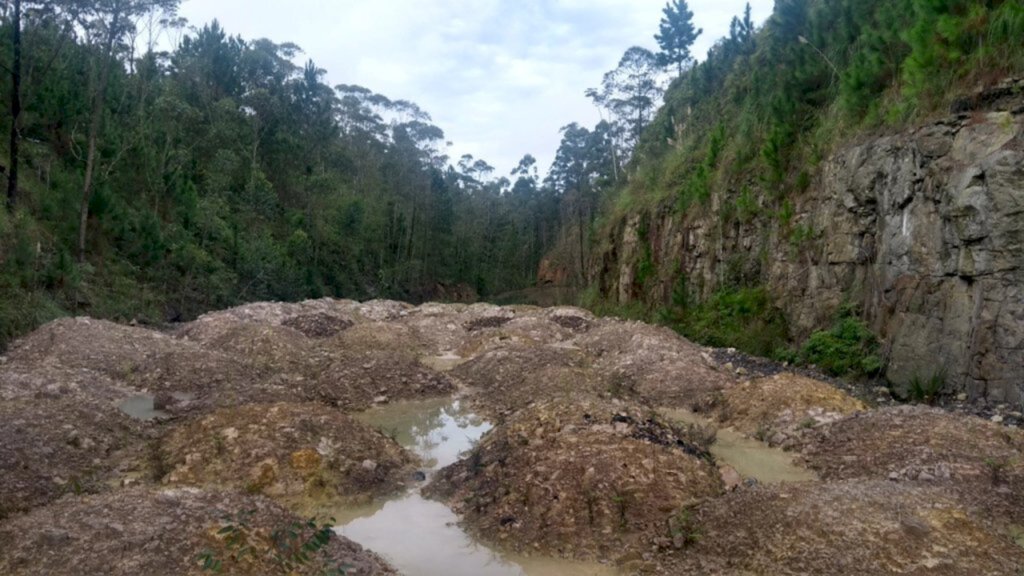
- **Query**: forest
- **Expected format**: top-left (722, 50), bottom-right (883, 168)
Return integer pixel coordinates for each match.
top-left (0, 0), bottom-right (570, 346)
top-left (1, 0), bottom-right (1022, 350)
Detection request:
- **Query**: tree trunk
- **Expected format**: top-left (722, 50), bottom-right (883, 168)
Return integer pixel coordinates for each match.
top-left (78, 9), bottom-right (122, 262)
top-left (7, 0), bottom-right (21, 209)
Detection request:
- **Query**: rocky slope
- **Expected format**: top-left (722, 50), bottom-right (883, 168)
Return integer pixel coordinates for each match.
top-left (0, 299), bottom-right (1021, 574)
top-left (594, 79), bottom-right (1024, 406)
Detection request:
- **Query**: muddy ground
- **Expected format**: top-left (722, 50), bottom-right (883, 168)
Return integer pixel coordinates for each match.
top-left (1, 299), bottom-right (1022, 574)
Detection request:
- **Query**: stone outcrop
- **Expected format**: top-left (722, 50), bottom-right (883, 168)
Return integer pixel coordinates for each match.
top-left (594, 79), bottom-right (1024, 405)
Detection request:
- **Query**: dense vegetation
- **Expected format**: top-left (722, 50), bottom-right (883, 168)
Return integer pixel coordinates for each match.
top-left (567, 0), bottom-right (1024, 375)
top-left (0, 2), bottom-right (564, 346)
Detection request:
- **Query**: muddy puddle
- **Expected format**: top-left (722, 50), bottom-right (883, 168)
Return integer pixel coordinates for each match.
top-left (118, 394), bottom-right (169, 420)
top-left (661, 408), bottom-right (817, 484)
top-left (341, 397), bottom-right (618, 576)
top-left (418, 351), bottom-right (467, 372)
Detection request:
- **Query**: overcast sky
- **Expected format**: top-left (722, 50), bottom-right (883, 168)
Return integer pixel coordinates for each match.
top-left (175, 0), bottom-right (773, 176)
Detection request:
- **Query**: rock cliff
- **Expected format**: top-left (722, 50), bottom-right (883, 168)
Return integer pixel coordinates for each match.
top-left (595, 79), bottom-right (1024, 405)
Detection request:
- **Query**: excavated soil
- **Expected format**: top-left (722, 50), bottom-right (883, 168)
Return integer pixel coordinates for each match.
top-left (0, 396), bottom-right (146, 519)
top-left (0, 488), bottom-right (395, 575)
top-left (3, 298), bottom-right (1022, 575)
top-left (704, 372), bottom-right (867, 448)
top-left (426, 397), bottom-right (723, 561)
top-left (658, 480), bottom-right (1024, 575)
top-left (800, 405), bottom-right (1024, 525)
top-left (577, 319), bottom-right (734, 409)
top-left (159, 403), bottom-right (415, 505)
top-left (449, 342), bottom-right (598, 417)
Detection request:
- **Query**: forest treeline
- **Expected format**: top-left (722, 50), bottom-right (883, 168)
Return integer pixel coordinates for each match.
top-left (0, 1), bottom-right (571, 345)
top-left (1, 0), bottom-right (1022, 349)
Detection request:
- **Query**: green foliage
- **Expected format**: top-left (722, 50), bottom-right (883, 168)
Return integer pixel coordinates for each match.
top-left (667, 287), bottom-right (790, 358)
top-left (655, 0), bottom-right (703, 74)
top-left (0, 15), bottom-right (561, 347)
top-left (907, 371), bottom-right (946, 404)
top-left (199, 511), bottom-right (348, 575)
top-left (798, 311), bottom-right (883, 377)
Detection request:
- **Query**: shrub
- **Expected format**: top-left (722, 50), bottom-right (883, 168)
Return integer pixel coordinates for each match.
top-left (798, 313), bottom-right (882, 377)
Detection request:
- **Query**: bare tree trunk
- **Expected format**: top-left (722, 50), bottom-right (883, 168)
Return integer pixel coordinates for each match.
top-left (78, 9), bottom-right (122, 262)
top-left (7, 0), bottom-right (21, 209)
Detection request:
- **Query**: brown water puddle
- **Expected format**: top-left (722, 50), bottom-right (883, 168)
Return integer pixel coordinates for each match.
top-left (338, 397), bottom-right (618, 576)
top-left (418, 351), bottom-right (468, 372)
top-left (660, 408), bottom-right (817, 484)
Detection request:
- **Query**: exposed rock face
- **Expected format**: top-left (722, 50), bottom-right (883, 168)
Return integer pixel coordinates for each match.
top-left (595, 80), bottom-right (1024, 405)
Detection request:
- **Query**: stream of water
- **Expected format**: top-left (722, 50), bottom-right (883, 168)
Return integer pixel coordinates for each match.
top-left (338, 397), bottom-right (618, 576)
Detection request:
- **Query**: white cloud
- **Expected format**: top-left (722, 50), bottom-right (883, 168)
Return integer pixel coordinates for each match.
top-left (177, 0), bottom-right (773, 175)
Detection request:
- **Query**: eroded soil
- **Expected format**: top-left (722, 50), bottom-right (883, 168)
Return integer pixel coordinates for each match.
top-left (1, 299), bottom-right (1021, 574)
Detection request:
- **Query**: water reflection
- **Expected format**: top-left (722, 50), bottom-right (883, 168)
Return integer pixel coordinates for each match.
top-left (339, 398), bottom-right (617, 576)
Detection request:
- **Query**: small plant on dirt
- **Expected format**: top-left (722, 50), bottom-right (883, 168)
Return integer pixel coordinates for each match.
top-left (667, 508), bottom-right (702, 548)
top-left (984, 457), bottom-right (1009, 487)
top-left (606, 372), bottom-right (636, 400)
top-left (611, 491), bottom-right (632, 530)
top-left (754, 425), bottom-right (770, 442)
top-left (798, 417), bottom-right (817, 430)
top-left (907, 371), bottom-right (946, 405)
top-left (199, 510), bottom-right (348, 575)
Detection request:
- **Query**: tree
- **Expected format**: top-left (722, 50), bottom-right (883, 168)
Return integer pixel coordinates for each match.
top-left (73, 0), bottom-right (181, 261)
top-left (6, 0), bottom-right (21, 209)
top-left (589, 47), bottom-right (664, 155)
top-left (655, 0), bottom-right (703, 75)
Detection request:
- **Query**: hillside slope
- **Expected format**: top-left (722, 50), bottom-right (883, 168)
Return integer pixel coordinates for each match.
top-left (579, 0), bottom-right (1024, 405)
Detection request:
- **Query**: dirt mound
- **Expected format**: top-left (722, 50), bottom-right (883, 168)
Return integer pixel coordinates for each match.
top-left (659, 480), bottom-right (1024, 575)
top-left (799, 406), bottom-right (1024, 525)
top-left (356, 299), bottom-right (413, 322)
top-left (706, 372), bottom-right (867, 447)
top-left (281, 312), bottom-right (354, 338)
top-left (802, 405), bottom-right (1023, 481)
top-left (578, 319), bottom-right (733, 408)
top-left (312, 349), bottom-right (455, 410)
top-left (0, 362), bottom-right (131, 403)
top-left (157, 401), bottom-right (413, 500)
top-left (160, 403), bottom-right (414, 506)
top-left (0, 487), bottom-right (395, 575)
top-left (449, 342), bottom-right (593, 416)
top-left (0, 396), bottom-right (145, 519)
top-left (332, 322), bottom-right (427, 357)
top-left (426, 398), bottom-right (722, 561)
top-left (126, 345), bottom-right (265, 403)
top-left (5, 317), bottom-right (179, 378)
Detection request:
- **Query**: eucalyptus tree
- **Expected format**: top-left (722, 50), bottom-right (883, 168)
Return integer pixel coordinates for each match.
top-left (67, 0), bottom-right (181, 261)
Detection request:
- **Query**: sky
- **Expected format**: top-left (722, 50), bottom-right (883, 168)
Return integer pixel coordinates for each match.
top-left (174, 0), bottom-right (774, 177)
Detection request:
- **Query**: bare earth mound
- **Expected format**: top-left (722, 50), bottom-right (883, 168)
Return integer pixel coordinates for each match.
top-left (160, 403), bottom-right (415, 504)
top-left (660, 480), bottom-right (1024, 575)
top-left (800, 405), bottom-right (1024, 525)
top-left (707, 372), bottom-right (867, 447)
top-left (426, 397), bottom-right (722, 561)
top-left (0, 396), bottom-right (145, 519)
top-left (578, 319), bottom-right (733, 409)
top-left (448, 342), bottom-right (594, 417)
top-left (0, 488), bottom-right (396, 576)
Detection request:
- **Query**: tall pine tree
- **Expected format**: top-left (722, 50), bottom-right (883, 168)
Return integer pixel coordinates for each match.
top-left (655, 0), bottom-right (703, 75)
